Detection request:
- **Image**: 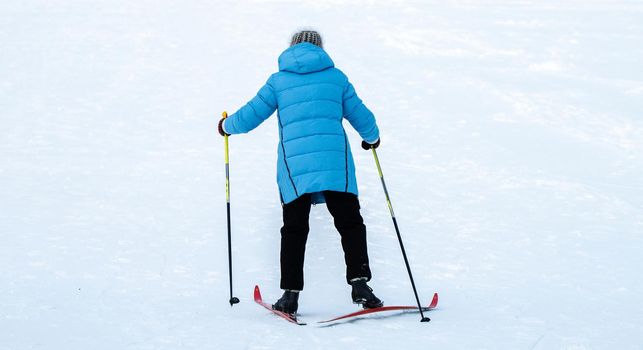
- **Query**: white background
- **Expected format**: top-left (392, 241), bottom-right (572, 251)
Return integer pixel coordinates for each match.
top-left (2, 0), bottom-right (642, 349)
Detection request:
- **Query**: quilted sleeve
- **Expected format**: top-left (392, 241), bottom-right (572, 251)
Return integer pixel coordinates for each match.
top-left (224, 79), bottom-right (278, 134)
top-left (342, 82), bottom-right (379, 143)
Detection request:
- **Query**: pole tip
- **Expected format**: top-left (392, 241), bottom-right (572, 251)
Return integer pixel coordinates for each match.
top-left (229, 297), bottom-right (240, 306)
top-left (420, 317), bottom-right (431, 322)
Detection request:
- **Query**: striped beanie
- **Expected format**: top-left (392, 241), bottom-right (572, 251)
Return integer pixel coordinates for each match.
top-left (290, 30), bottom-right (323, 48)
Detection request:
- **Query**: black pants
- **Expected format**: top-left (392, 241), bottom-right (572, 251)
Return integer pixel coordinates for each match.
top-left (280, 191), bottom-right (372, 290)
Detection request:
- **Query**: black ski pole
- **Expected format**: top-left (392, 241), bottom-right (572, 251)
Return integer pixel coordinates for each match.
top-left (371, 147), bottom-right (429, 322)
top-left (223, 111), bottom-right (240, 306)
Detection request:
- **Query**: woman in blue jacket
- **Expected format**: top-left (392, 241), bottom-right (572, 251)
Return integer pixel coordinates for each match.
top-left (218, 30), bottom-right (382, 315)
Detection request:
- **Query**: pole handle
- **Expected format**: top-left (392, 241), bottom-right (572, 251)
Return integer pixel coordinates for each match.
top-left (222, 111), bottom-right (229, 162)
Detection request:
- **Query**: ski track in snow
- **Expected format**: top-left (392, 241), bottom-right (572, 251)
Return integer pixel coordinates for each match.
top-left (1, 0), bottom-right (643, 349)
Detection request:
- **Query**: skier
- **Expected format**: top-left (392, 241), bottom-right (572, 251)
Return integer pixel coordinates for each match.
top-left (218, 30), bottom-right (382, 315)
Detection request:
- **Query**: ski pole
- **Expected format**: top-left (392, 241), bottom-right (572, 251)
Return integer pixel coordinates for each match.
top-left (223, 111), bottom-right (240, 306)
top-left (371, 147), bottom-right (429, 322)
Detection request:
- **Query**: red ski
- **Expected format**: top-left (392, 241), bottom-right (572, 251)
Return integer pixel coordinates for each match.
top-left (318, 292), bottom-right (438, 324)
top-left (253, 285), bottom-right (307, 326)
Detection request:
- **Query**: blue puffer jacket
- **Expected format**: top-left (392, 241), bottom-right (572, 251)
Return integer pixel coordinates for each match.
top-left (224, 43), bottom-right (379, 204)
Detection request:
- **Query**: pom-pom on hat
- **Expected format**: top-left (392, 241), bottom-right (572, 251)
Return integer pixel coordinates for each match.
top-left (290, 30), bottom-right (323, 48)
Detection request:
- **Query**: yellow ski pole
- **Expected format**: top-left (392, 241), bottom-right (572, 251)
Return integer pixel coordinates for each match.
top-left (223, 111), bottom-right (239, 306)
top-left (371, 146), bottom-right (429, 322)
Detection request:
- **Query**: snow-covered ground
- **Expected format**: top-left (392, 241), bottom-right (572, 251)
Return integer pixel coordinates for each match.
top-left (2, 0), bottom-right (643, 349)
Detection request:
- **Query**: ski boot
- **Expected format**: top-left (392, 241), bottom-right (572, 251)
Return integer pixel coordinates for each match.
top-left (350, 277), bottom-right (383, 309)
top-left (272, 290), bottom-right (299, 315)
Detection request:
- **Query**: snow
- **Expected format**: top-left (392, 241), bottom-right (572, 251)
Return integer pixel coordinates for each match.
top-left (2, 0), bottom-right (643, 349)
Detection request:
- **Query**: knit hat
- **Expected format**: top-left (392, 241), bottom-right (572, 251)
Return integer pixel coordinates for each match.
top-left (290, 30), bottom-right (323, 48)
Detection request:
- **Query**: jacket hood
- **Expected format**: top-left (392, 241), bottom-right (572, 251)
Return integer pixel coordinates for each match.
top-left (278, 43), bottom-right (334, 74)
